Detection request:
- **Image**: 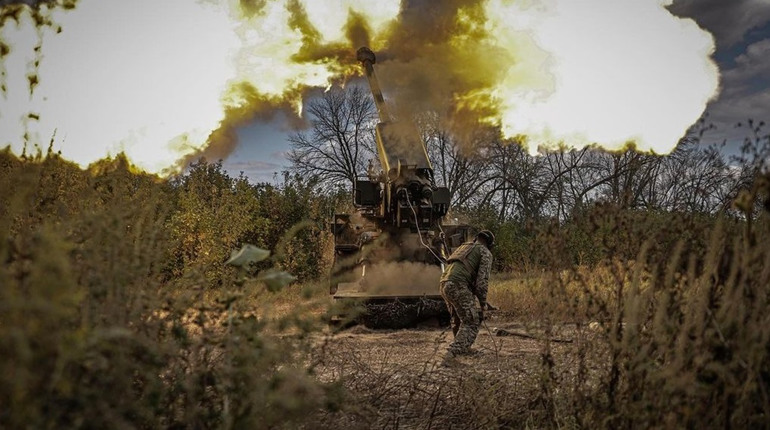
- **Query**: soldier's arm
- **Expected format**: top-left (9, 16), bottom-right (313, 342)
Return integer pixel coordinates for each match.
top-left (474, 247), bottom-right (492, 306)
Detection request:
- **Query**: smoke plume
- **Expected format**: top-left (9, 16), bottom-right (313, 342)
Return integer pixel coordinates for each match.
top-left (0, 0), bottom-right (719, 174)
top-left (376, 0), bottom-right (719, 153)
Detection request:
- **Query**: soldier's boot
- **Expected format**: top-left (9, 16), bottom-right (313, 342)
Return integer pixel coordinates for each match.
top-left (440, 351), bottom-right (460, 368)
top-left (458, 347), bottom-right (483, 357)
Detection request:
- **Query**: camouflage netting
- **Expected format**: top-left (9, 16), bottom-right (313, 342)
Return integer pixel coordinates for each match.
top-left (358, 297), bottom-right (449, 329)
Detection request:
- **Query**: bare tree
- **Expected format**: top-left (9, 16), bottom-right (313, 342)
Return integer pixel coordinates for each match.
top-left (287, 86), bottom-right (376, 190)
top-left (542, 148), bottom-right (596, 220)
top-left (479, 139), bottom-right (581, 222)
top-left (418, 112), bottom-right (489, 208)
top-left (287, 89), bottom-right (766, 223)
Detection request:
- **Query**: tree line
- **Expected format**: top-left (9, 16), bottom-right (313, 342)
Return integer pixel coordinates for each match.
top-left (287, 86), bottom-right (769, 269)
top-left (0, 149), bottom-right (346, 287)
top-left (289, 86), bottom-right (768, 221)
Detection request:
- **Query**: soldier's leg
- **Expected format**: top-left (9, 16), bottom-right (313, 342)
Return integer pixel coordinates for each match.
top-left (446, 303), bottom-right (461, 337)
top-left (445, 302), bottom-right (460, 337)
top-left (442, 281), bottom-right (480, 355)
top-left (440, 281), bottom-right (460, 337)
top-left (451, 309), bottom-right (461, 337)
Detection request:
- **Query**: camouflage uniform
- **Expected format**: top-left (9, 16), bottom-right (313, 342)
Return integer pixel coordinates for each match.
top-left (440, 242), bottom-right (493, 356)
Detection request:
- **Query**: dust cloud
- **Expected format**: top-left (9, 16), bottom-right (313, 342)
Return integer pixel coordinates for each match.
top-left (360, 261), bottom-right (443, 296)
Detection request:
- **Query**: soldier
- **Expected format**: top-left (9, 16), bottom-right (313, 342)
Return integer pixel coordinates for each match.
top-left (440, 230), bottom-right (495, 366)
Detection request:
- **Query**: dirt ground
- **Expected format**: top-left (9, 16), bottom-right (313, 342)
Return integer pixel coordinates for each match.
top-left (312, 313), bottom-right (579, 377)
top-left (305, 314), bottom-right (586, 428)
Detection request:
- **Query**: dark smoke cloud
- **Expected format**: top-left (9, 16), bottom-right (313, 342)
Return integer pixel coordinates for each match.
top-left (0, 0), bottom-right (76, 20)
top-left (345, 12), bottom-right (372, 50)
top-left (0, 0), bottom-right (71, 6)
top-left (199, 0), bottom-right (727, 169)
top-left (192, 0), bottom-right (511, 168)
top-left (377, 0), bottom-right (509, 144)
top-left (668, 0), bottom-right (770, 49)
top-left (237, 0), bottom-right (268, 18)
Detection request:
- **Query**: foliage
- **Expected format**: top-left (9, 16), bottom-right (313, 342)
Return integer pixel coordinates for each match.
top-left (166, 160), bottom-right (260, 287)
top-left (0, 150), bottom-right (342, 428)
top-left (165, 161), bottom-right (342, 287)
top-left (3, 140), bottom-right (770, 428)
top-left (525, 195), bottom-right (770, 428)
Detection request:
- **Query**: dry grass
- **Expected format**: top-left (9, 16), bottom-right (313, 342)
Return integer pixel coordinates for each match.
top-left (310, 214), bottom-right (770, 429)
top-left (2, 151), bottom-right (770, 429)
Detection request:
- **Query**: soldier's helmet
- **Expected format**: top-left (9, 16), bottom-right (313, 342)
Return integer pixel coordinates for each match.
top-left (476, 230), bottom-right (495, 249)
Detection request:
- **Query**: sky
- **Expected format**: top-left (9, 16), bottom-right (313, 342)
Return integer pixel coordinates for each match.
top-left (231, 0), bottom-right (770, 182)
top-left (227, 117), bottom-right (293, 183)
top-left (667, 0), bottom-right (770, 145)
top-left (0, 1), bottom-right (768, 183)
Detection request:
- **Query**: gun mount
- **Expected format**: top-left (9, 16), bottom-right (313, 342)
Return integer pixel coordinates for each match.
top-left (329, 47), bottom-right (471, 329)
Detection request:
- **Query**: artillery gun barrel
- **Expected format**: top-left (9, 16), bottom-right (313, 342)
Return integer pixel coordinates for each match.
top-left (327, 47), bottom-right (466, 329)
top-left (357, 47), bottom-right (390, 123)
top-left (356, 46), bottom-right (433, 175)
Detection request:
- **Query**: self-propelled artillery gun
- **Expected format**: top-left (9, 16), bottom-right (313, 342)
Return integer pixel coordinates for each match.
top-left (329, 47), bottom-right (471, 328)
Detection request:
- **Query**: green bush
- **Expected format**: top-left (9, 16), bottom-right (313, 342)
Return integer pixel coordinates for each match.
top-left (0, 152), bottom-right (341, 428)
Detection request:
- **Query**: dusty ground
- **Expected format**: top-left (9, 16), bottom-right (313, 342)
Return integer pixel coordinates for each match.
top-left (322, 321), bottom-right (542, 369)
top-left (309, 312), bottom-right (584, 385)
top-left (265, 286), bottom-right (598, 426)
top-left (304, 315), bottom-right (587, 428)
